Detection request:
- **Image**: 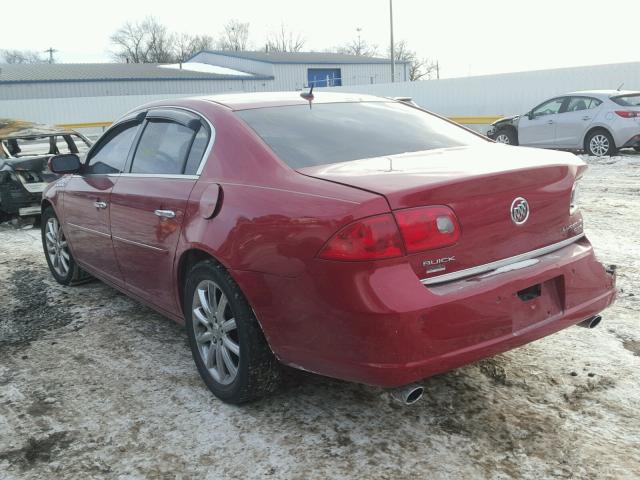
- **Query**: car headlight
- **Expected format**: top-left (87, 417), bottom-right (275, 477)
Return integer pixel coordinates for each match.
top-left (570, 181), bottom-right (580, 215)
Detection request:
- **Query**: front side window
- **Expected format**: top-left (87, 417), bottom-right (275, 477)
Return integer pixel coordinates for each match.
top-left (566, 97), bottom-right (602, 112)
top-left (532, 98), bottom-right (565, 117)
top-left (236, 102), bottom-right (487, 169)
top-left (130, 120), bottom-right (195, 174)
top-left (85, 122), bottom-right (140, 175)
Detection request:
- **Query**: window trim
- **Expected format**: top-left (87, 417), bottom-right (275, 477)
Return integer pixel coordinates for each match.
top-left (82, 119), bottom-right (143, 176)
top-left (122, 106), bottom-right (214, 177)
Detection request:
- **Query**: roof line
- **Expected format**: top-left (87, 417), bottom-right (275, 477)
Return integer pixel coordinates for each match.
top-left (189, 50), bottom-right (411, 65)
top-left (0, 75), bottom-right (275, 85)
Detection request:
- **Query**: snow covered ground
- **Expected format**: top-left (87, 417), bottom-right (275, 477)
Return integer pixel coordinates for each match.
top-left (0, 153), bottom-right (638, 479)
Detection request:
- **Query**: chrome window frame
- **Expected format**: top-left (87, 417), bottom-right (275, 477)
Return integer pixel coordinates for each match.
top-left (82, 105), bottom-right (215, 178)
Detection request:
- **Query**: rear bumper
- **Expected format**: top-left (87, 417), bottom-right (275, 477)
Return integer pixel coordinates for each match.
top-left (235, 236), bottom-right (616, 388)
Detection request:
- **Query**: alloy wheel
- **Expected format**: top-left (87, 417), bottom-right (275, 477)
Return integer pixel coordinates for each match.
top-left (44, 217), bottom-right (70, 277)
top-left (589, 134), bottom-right (610, 156)
top-left (192, 280), bottom-right (240, 385)
top-left (495, 133), bottom-right (511, 144)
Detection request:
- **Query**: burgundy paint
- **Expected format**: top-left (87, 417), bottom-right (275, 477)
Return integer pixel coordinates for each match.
top-left (43, 93), bottom-right (616, 388)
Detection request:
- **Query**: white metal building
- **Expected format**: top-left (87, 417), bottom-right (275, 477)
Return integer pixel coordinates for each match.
top-left (0, 52), bottom-right (405, 128)
top-left (188, 50), bottom-right (409, 90)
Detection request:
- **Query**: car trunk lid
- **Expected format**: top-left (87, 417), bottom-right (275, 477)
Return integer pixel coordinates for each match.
top-left (298, 144), bottom-right (586, 282)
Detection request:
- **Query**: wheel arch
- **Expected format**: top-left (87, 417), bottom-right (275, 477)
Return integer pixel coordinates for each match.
top-left (496, 124), bottom-right (518, 144)
top-left (175, 246), bottom-right (276, 352)
top-left (583, 125), bottom-right (616, 150)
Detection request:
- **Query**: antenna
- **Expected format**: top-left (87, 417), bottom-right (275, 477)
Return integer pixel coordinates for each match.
top-left (617, 82), bottom-right (624, 91)
top-left (44, 47), bottom-right (57, 64)
top-left (300, 83), bottom-right (314, 100)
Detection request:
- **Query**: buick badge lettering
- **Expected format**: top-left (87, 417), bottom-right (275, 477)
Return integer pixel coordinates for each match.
top-left (510, 197), bottom-right (530, 225)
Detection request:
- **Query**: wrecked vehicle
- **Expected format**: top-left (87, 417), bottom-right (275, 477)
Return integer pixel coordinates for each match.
top-left (41, 93), bottom-right (616, 405)
top-left (0, 119), bottom-right (92, 221)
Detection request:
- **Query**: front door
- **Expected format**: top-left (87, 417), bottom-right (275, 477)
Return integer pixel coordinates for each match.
top-left (63, 120), bottom-right (142, 284)
top-left (109, 109), bottom-right (211, 314)
top-left (518, 97), bottom-right (566, 147)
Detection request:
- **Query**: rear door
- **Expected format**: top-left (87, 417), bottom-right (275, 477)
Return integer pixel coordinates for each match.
top-left (63, 119), bottom-right (142, 284)
top-left (518, 97), bottom-right (567, 147)
top-left (109, 108), bottom-right (212, 314)
top-left (554, 96), bottom-right (601, 147)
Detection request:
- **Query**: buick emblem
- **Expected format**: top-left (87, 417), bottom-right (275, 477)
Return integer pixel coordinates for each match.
top-left (510, 197), bottom-right (529, 225)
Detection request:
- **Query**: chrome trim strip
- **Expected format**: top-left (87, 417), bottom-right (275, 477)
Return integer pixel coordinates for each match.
top-left (112, 235), bottom-right (167, 253)
top-left (420, 234), bottom-right (585, 286)
top-left (67, 222), bottom-right (111, 239)
top-left (117, 173), bottom-right (199, 179)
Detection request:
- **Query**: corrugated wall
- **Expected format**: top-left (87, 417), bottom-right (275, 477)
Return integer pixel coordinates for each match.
top-left (0, 78), bottom-right (274, 126)
top-left (322, 61), bottom-right (640, 116)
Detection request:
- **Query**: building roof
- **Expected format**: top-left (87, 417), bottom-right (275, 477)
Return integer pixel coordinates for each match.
top-left (193, 50), bottom-right (409, 65)
top-left (0, 63), bottom-right (272, 84)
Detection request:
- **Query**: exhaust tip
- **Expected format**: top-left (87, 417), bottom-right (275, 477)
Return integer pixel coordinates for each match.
top-left (578, 315), bottom-right (602, 329)
top-left (390, 384), bottom-right (424, 405)
top-left (405, 386), bottom-right (424, 405)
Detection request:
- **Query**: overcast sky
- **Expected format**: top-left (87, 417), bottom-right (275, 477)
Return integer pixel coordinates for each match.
top-left (4, 0), bottom-right (639, 78)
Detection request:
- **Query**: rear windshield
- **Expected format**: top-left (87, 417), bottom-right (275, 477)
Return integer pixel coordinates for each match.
top-left (236, 102), bottom-right (487, 168)
top-left (611, 94), bottom-right (640, 107)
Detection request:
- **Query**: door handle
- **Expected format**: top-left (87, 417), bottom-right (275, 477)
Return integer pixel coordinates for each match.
top-left (582, 116), bottom-right (592, 121)
top-left (154, 209), bottom-right (176, 219)
top-left (94, 201), bottom-right (107, 209)
top-left (547, 120), bottom-right (554, 125)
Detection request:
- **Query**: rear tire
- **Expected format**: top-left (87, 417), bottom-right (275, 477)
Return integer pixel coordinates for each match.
top-left (585, 130), bottom-right (617, 156)
top-left (494, 128), bottom-right (518, 145)
top-left (41, 207), bottom-right (90, 285)
top-left (184, 259), bottom-right (282, 404)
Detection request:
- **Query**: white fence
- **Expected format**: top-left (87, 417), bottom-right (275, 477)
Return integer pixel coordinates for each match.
top-left (322, 61), bottom-right (640, 119)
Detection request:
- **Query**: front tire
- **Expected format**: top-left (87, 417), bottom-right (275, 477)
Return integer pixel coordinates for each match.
top-left (494, 128), bottom-right (518, 145)
top-left (184, 260), bottom-right (281, 404)
top-left (41, 207), bottom-right (89, 285)
top-left (585, 130), bottom-right (617, 157)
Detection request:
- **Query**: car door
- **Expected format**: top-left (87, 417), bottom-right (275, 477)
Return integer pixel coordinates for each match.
top-left (554, 96), bottom-right (601, 147)
top-left (109, 108), bottom-right (212, 314)
top-left (517, 97), bottom-right (567, 147)
top-left (63, 118), bottom-right (142, 284)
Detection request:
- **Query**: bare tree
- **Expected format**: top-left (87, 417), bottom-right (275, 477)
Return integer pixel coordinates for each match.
top-left (265, 24), bottom-right (305, 52)
top-left (110, 20), bottom-right (150, 63)
top-left (143, 17), bottom-right (176, 63)
top-left (175, 33), bottom-right (215, 63)
top-left (1, 49), bottom-right (47, 64)
top-left (336, 29), bottom-right (378, 57)
top-left (389, 40), bottom-right (438, 81)
top-left (217, 19), bottom-right (250, 51)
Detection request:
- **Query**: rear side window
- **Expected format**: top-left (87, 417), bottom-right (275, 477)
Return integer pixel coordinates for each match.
top-left (611, 94), bottom-right (640, 107)
top-left (566, 97), bottom-right (602, 112)
top-left (236, 102), bottom-right (487, 168)
top-left (130, 120), bottom-right (195, 174)
top-left (85, 122), bottom-right (140, 174)
top-left (183, 125), bottom-right (210, 175)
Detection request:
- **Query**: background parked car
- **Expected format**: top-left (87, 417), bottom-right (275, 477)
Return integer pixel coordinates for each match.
top-left (487, 90), bottom-right (640, 156)
top-left (0, 119), bottom-right (92, 221)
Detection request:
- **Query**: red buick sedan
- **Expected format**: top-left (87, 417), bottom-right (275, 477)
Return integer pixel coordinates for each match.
top-left (42, 92), bottom-right (616, 404)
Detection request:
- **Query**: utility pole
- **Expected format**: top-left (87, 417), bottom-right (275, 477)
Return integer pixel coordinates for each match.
top-left (44, 47), bottom-right (57, 64)
top-left (389, 0), bottom-right (395, 82)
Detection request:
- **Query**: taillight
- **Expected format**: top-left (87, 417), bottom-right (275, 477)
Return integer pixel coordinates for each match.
top-left (615, 110), bottom-right (640, 118)
top-left (318, 214), bottom-right (403, 261)
top-left (394, 206), bottom-right (460, 253)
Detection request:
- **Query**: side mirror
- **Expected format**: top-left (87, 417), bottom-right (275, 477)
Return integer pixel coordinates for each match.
top-left (527, 111), bottom-right (535, 120)
top-left (49, 153), bottom-right (81, 174)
